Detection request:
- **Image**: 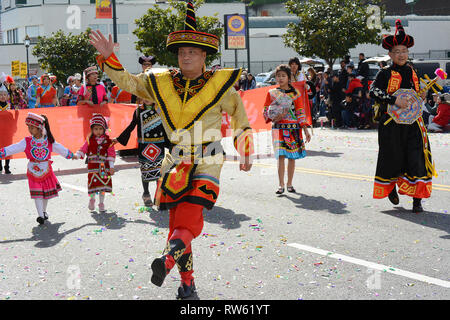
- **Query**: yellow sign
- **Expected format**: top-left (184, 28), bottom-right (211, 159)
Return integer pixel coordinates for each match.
top-left (96, 0), bottom-right (112, 19)
top-left (11, 60), bottom-right (20, 77)
top-left (20, 62), bottom-right (27, 79)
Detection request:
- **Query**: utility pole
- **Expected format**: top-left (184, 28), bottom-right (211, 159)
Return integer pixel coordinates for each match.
top-left (112, 0), bottom-right (118, 43)
top-left (244, 0), bottom-right (250, 73)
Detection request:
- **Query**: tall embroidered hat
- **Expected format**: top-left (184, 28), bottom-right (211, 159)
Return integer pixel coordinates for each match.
top-left (166, 0), bottom-right (219, 55)
top-left (90, 113), bottom-right (108, 130)
top-left (382, 19), bottom-right (414, 50)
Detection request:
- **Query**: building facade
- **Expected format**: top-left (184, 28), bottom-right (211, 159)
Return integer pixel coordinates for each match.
top-left (1, 0), bottom-right (449, 78)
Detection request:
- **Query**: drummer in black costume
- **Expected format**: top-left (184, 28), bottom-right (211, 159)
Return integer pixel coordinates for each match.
top-left (370, 19), bottom-right (436, 213)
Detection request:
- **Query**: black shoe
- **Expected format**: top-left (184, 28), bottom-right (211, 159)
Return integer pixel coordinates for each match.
top-left (388, 188), bottom-right (399, 205)
top-left (43, 212), bottom-right (49, 220)
top-left (4, 167), bottom-right (11, 174)
top-left (412, 198), bottom-right (423, 213)
top-left (176, 280), bottom-right (197, 300)
top-left (142, 193), bottom-right (153, 207)
top-left (287, 186), bottom-right (296, 193)
top-left (150, 257), bottom-right (167, 287)
top-left (275, 187), bottom-right (284, 195)
top-left (36, 217), bottom-right (45, 225)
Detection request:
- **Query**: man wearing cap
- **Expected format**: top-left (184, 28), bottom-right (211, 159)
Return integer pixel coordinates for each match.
top-left (370, 19), bottom-right (434, 213)
top-left (90, 0), bottom-right (253, 299)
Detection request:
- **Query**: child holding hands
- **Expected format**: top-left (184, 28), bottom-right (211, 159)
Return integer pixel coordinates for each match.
top-left (74, 114), bottom-right (115, 212)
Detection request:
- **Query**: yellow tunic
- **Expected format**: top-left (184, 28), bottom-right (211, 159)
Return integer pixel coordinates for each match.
top-left (97, 53), bottom-right (254, 209)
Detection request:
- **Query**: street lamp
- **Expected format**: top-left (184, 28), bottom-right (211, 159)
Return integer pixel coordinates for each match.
top-left (244, 0), bottom-right (251, 73)
top-left (24, 35), bottom-right (30, 81)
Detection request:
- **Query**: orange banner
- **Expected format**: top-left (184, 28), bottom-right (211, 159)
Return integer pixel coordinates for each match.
top-left (0, 104), bottom-right (137, 159)
top-left (2, 84), bottom-right (312, 159)
top-left (221, 81), bottom-right (312, 136)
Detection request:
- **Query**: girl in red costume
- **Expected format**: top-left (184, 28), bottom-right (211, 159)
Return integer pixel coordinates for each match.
top-left (75, 114), bottom-right (115, 212)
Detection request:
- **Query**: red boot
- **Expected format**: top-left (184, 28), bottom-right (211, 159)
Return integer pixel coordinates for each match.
top-left (151, 228), bottom-right (194, 287)
top-left (177, 251), bottom-right (196, 299)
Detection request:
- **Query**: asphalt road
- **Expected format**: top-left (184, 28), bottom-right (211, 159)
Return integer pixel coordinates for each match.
top-left (0, 128), bottom-right (448, 301)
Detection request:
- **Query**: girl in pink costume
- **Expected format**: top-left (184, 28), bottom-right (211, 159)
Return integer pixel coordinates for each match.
top-left (0, 113), bottom-right (75, 225)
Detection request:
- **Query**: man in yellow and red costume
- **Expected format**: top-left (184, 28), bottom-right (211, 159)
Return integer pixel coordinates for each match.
top-left (89, 1), bottom-right (253, 299)
top-left (370, 20), bottom-right (435, 213)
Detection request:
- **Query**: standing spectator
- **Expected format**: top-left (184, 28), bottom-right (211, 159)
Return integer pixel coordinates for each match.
top-left (69, 73), bottom-right (82, 106)
top-left (379, 60), bottom-right (388, 69)
top-left (328, 71), bottom-right (344, 128)
top-left (36, 74), bottom-right (59, 108)
top-left (77, 66), bottom-right (108, 106)
top-left (241, 73), bottom-right (256, 91)
top-left (338, 60), bottom-right (348, 90)
top-left (357, 53), bottom-right (370, 91)
top-left (358, 90), bottom-right (373, 129)
top-left (307, 67), bottom-right (319, 117)
top-left (61, 76), bottom-right (75, 106)
top-left (319, 71), bottom-right (330, 117)
top-left (27, 75), bottom-right (40, 109)
top-left (9, 81), bottom-right (27, 109)
top-left (289, 57), bottom-right (305, 82)
top-left (344, 54), bottom-right (354, 68)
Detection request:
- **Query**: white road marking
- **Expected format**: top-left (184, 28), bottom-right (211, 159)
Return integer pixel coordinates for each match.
top-left (288, 243), bottom-right (450, 288)
top-left (60, 182), bottom-right (88, 194)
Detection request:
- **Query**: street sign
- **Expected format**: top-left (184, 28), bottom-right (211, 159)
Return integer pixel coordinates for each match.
top-left (11, 60), bottom-right (20, 77)
top-left (96, 0), bottom-right (112, 19)
top-left (20, 62), bottom-right (27, 79)
top-left (224, 14), bottom-right (247, 50)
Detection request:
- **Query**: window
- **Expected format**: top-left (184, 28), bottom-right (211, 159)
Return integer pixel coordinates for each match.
top-left (110, 24), bottom-right (128, 35)
top-left (7, 28), bottom-right (18, 44)
top-left (26, 25), bottom-right (40, 43)
top-left (88, 24), bottom-right (108, 35)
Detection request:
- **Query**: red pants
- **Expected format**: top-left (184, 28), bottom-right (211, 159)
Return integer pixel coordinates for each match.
top-left (168, 202), bottom-right (204, 239)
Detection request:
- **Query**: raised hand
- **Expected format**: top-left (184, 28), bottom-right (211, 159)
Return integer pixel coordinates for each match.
top-left (89, 30), bottom-right (115, 59)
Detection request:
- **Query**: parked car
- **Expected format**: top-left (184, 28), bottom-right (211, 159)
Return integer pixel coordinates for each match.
top-left (256, 71), bottom-right (276, 88)
top-left (410, 59), bottom-right (450, 90)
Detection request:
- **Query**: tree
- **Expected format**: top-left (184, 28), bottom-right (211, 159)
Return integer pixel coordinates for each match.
top-left (133, 0), bottom-right (224, 67)
top-left (32, 29), bottom-right (100, 86)
top-left (282, 0), bottom-right (390, 69)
